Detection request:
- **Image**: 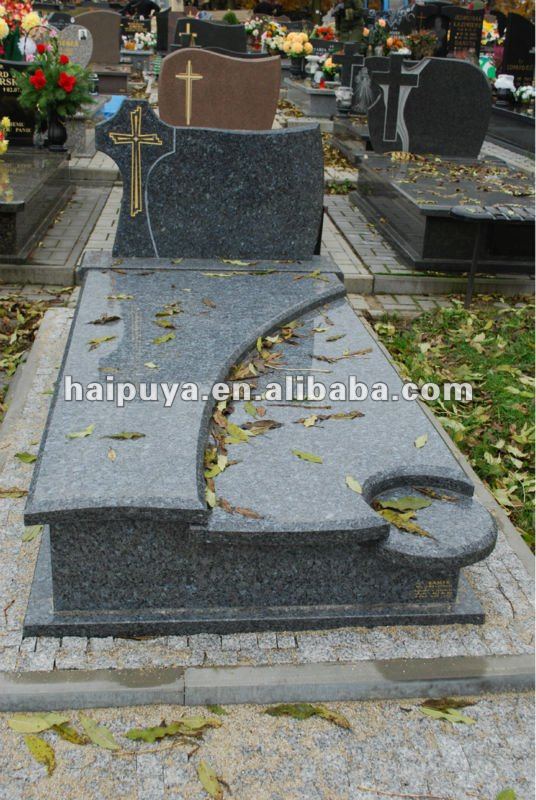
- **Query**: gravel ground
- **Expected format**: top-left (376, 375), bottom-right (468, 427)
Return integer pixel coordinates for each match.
top-left (0, 692), bottom-right (532, 800)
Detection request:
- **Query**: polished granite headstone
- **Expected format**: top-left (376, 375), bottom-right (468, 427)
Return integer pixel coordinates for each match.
top-left (158, 48), bottom-right (280, 129)
top-left (0, 151), bottom-right (72, 262)
top-left (24, 97), bottom-right (498, 636)
top-left (311, 38), bottom-right (344, 57)
top-left (0, 60), bottom-right (36, 146)
top-left (57, 24), bottom-right (93, 68)
top-left (95, 100), bottom-right (323, 259)
top-left (367, 54), bottom-right (491, 157)
top-left (502, 12), bottom-right (535, 83)
top-left (443, 6), bottom-right (484, 57)
top-left (174, 17), bottom-right (247, 53)
top-left (121, 15), bottom-right (151, 37)
top-left (77, 9), bottom-right (121, 64)
top-left (48, 11), bottom-right (74, 30)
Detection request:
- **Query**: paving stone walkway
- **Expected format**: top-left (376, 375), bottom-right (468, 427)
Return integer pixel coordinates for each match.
top-left (0, 692), bottom-right (532, 800)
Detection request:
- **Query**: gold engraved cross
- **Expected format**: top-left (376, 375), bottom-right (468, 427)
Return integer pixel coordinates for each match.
top-left (185, 21), bottom-right (198, 42)
top-left (109, 106), bottom-right (162, 218)
top-left (175, 60), bottom-right (203, 126)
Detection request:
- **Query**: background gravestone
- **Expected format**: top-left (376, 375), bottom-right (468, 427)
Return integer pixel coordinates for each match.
top-left (311, 38), bottom-right (344, 57)
top-left (77, 10), bottom-right (121, 64)
top-left (121, 15), bottom-right (151, 38)
top-left (57, 24), bottom-right (93, 68)
top-left (443, 6), bottom-right (484, 57)
top-left (174, 17), bottom-right (247, 53)
top-left (0, 60), bottom-right (35, 145)
top-left (502, 13), bottom-right (535, 83)
top-left (367, 54), bottom-right (491, 157)
top-left (158, 48), bottom-right (280, 129)
top-left (48, 11), bottom-right (74, 30)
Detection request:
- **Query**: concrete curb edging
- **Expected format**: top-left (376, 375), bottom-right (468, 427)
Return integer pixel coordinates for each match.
top-left (0, 654), bottom-right (532, 711)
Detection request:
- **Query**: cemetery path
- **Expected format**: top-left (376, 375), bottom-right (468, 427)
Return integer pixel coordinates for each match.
top-left (0, 692), bottom-right (532, 799)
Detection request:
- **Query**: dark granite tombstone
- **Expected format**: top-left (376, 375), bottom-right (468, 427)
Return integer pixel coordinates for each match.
top-left (366, 54), bottom-right (491, 157)
top-left (0, 151), bottom-right (72, 262)
top-left (48, 11), bottom-right (75, 30)
top-left (77, 9), bottom-right (122, 64)
top-left (158, 48), bottom-right (280, 130)
top-left (443, 6), bottom-right (484, 57)
top-left (311, 38), bottom-right (344, 57)
top-left (57, 24), bottom-right (94, 68)
top-left (0, 60), bottom-right (35, 146)
top-left (174, 17), bottom-right (247, 53)
top-left (501, 13), bottom-right (535, 84)
top-left (351, 153), bottom-right (534, 273)
top-left (95, 101), bottom-right (322, 258)
top-left (121, 15), bottom-right (152, 38)
top-left (23, 97), bottom-right (499, 637)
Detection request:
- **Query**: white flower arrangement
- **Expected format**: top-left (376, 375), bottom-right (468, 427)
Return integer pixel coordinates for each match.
top-left (122, 30), bottom-right (156, 51)
top-left (515, 85), bottom-right (535, 104)
top-left (244, 17), bottom-right (263, 37)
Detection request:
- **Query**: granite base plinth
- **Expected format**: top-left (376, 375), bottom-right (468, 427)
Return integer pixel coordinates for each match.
top-left (23, 529), bottom-right (484, 637)
top-left (0, 150), bottom-right (72, 263)
top-left (351, 155), bottom-right (535, 274)
top-left (487, 105), bottom-right (535, 158)
top-left (284, 78), bottom-right (337, 118)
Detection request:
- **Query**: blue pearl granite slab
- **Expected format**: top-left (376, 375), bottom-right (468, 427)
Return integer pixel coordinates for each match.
top-left (23, 268), bottom-right (497, 636)
top-left (95, 100), bottom-right (324, 260)
top-left (24, 527), bottom-right (485, 637)
top-left (25, 267), bottom-right (347, 529)
top-left (79, 252), bottom-right (342, 277)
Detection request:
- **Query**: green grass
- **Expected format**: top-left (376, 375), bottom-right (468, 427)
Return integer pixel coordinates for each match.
top-left (374, 298), bottom-right (535, 549)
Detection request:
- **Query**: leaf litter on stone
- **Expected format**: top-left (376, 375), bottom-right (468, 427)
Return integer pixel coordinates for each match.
top-left (79, 714), bottom-right (120, 750)
top-left (0, 487), bottom-right (28, 498)
top-left (153, 332), bottom-right (175, 345)
top-left (87, 314), bottom-right (120, 325)
top-left (15, 452), bottom-right (36, 464)
top-left (126, 716), bottom-right (221, 744)
top-left (197, 760), bottom-right (224, 799)
top-left (66, 423), bottom-right (95, 439)
top-left (22, 524), bottom-right (43, 542)
top-left (345, 475), bottom-right (363, 494)
top-left (376, 496), bottom-right (432, 512)
top-left (104, 431), bottom-right (145, 440)
top-left (264, 703), bottom-right (351, 729)
top-left (414, 433), bottom-right (428, 449)
top-left (88, 335), bottom-right (116, 351)
top-left (24, 735), bottom-right (56, 775)
top-left (8, 712), bottom-right (70, 733)
top-left (292, 449), bottom-right (323, 464)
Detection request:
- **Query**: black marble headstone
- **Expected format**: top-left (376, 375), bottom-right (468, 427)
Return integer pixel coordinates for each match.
top-left (443, 6), bottom-right (484, 57)
top-left (311, 38), bottom-right (344, 57)
top-left (0, 60), bottom-right (36, 146)
top-left (367, 54), bottom-right (491, 157)
top-left (156, 8), bottom-right (169, 51)
top-left (95, 100), bottom-right (323, 259)
top-left (174, 18), bottom-right (247, 53)
top-left (121, 15), bottom-right (152, 37)
top-left (502, 13), bottom-right (535, 83)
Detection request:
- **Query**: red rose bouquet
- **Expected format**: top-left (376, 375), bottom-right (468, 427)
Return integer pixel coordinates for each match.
top-left (13, 35), bottom-right (93, 118)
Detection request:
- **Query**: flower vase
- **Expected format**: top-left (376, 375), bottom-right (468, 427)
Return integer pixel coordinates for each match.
top-left (374, 45), bottom-right (384, 56)
top-left (47, 109), bottom-right (68, 152)
top-left (290, 57), bottom-right (305, 79)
